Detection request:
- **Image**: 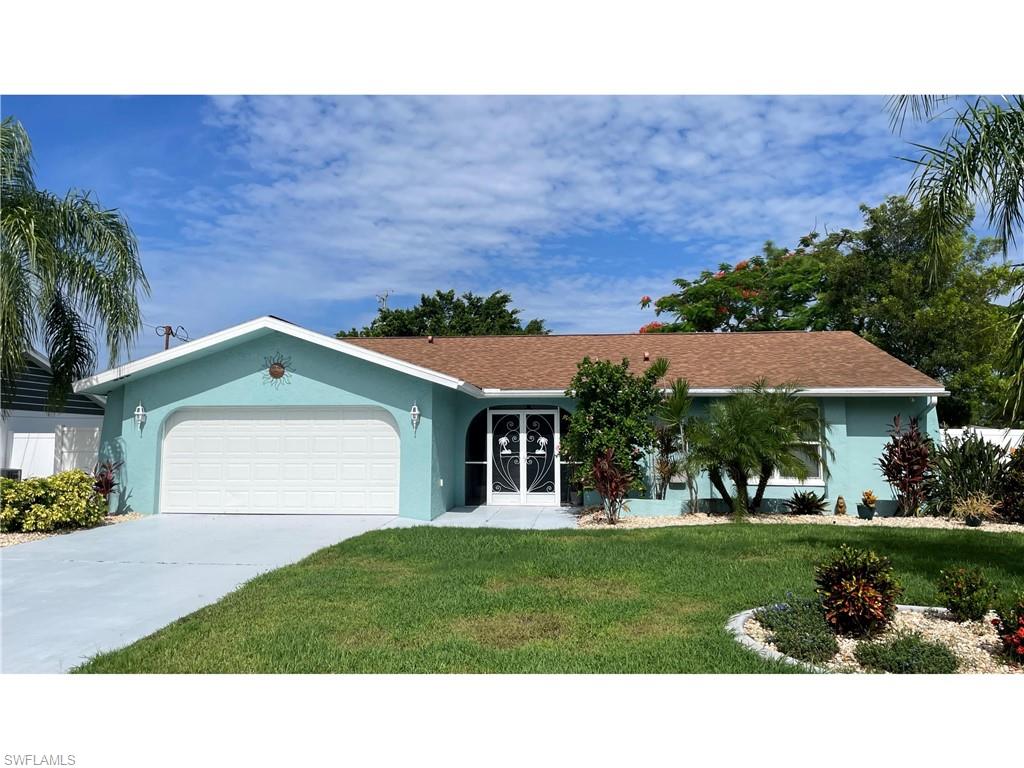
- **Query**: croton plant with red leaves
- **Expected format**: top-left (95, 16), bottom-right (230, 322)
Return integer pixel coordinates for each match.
top-left (992, 594), bottom-right (1024, 664)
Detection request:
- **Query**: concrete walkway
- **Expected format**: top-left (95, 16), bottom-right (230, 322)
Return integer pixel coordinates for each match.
top-left (1, 507), bottom-right (579, 673)
top-left (385, 505), bottom-right (579, 530)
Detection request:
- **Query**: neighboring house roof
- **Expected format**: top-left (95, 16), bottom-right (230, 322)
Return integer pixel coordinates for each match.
top-left (73, 316), bottom-right (946, 398)
top-left (3, 350), bottom-right (106, 414)
top-left (346, 330), bottom-right (946, 395)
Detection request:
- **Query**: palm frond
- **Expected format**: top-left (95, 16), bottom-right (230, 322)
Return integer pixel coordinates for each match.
top-left (42, 290), bottom-right (96, 411)
top-left (886, 95), bottom-right (953, 134)
top-left (0, 117), bottom-right (35, 194)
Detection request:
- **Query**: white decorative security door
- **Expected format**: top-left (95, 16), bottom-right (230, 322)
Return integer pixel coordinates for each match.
top-left (487, 409), bottom-right (559, 505)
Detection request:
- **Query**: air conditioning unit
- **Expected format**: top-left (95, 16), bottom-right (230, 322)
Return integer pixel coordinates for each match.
top-left (1, 468), bottom-right (23, 481)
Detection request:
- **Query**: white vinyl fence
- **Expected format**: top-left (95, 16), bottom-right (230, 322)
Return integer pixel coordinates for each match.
top-left (940, 427), bottom-right (1023, 452)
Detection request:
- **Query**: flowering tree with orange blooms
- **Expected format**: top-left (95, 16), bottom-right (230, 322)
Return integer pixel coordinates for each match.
top-left (640, 241), bottom-right (829, 333)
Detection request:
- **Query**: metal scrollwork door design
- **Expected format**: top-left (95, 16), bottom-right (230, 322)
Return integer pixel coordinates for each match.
top-left (524, 413), bottom-right (555, 498)
top-left (490, 415), bottom-right (521, 495)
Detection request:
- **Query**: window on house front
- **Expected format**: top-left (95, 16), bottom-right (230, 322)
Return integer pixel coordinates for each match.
top-left (771, 441), bottom-right (824, 484)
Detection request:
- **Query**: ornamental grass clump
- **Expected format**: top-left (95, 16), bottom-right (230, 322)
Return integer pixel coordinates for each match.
top-left (814, 545), bottom-right (903, 638)
top-left (950, 493), bottom-right (1001, 527)
top-left (937, 567), bottom-right (998, 622)
top-left (854, 632), bottom-right (959, 674)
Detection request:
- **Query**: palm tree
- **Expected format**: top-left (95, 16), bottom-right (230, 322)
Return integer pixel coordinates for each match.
top-left (888, 95), bottom-right (1024, 421)
top-left (658, 377), bottom-right (701, 513)
top-left (687, 392), bottom-right (768, 516)
top-left (687, 381), bottom-right (831, 517)
top-left (1, 117), bottom-right (148, 408)
top-left (747, 380), bottom-right (832, 511)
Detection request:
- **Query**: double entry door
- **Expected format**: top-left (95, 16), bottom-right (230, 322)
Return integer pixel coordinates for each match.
top-left (488, 409), bottom-right (559, 505)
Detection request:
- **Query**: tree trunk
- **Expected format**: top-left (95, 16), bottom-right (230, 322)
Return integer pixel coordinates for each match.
top-left (726, 464), bottom-right (750, 516)
top-left (708, 466), bottom-right (731, 513)
top-left (751, 460), bottom-right (773, 512)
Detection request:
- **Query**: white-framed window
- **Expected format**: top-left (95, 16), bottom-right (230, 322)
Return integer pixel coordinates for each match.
top-left (768, 440), bottom-right (825, 485)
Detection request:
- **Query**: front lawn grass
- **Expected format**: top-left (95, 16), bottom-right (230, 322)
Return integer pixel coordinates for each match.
top-left (74, 524), bottom-right (1024, 673)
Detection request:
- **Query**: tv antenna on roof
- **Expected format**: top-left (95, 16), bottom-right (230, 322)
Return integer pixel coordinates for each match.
top-left (155, 324), bottom-right (190, 350)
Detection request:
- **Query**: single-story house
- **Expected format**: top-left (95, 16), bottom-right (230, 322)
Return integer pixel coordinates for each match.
top-left (72, 316), bottom-right (945, 519)
top-left (2, 350), bottom-right (105, 480)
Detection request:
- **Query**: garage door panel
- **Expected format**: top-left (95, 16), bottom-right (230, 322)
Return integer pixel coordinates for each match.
top-left (160, 407), bottom-right (399, 515)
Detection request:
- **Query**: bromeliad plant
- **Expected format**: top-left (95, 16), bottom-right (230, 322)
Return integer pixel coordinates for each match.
top-left (814, 545), bottom-right (903, 637)
top-left (878, 415), bottom-right (932, 516)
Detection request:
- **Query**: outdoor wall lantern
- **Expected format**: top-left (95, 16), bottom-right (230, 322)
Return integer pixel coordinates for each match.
top-left (134, 401), bottom-right (147, 433)
top-left (410, 401), bottom-right (421, 434)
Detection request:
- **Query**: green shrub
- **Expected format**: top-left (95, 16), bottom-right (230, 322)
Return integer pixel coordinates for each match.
top-left (783, 490), bottom-right (828, 515)
top-left (996, 448), bottom-right (1024, 523)
top-left (814, 545), bottom-right (903, 637)
top-left (926, 432), bottom-right (1007, 517)
top-left (936, 567), bottom-right (998, 621)
top-left (854, 632), bottom-right (959, 674)
top-left (0, 470), bottom-right (106, 532)
top-left (754, 596), bottom-right (838, 664)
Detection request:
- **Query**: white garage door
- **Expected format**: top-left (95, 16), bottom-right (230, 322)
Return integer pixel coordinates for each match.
top-left (160, 407), bottom-right (400, 515)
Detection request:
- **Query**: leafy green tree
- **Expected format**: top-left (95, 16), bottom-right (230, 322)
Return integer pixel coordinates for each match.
top-left (561, 356), bottom-right (669, 493)
top-left (887, 95), bottom-right (1024, 422)
top-left (645, 197), bottom-right (1014, 425)
top-left (815, 197), bottom-right (1014, 425)
top-left (1, 117), bottom-right (148, 409)
top-left (337, 289), bottom-right (548, 337)
top-left (642, 241), bottom-right (829, 332)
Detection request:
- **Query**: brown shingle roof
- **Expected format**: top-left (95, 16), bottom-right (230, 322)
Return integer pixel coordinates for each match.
top-left (344, 331), bottom-right (943, 392)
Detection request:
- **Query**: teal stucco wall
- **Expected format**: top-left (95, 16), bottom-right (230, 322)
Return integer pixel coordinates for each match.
top-left (96, 327), bottom-right (940, 521)
top-left (98, 331), bottom-right (450, 520)
top-left (586, 394), bottom-right (939, 517)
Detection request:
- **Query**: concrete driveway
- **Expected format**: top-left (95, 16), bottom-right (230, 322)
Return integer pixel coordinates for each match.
top-left (1, 514), bottom-right (394, 673)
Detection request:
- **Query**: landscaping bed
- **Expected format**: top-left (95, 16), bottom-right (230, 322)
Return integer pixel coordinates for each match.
top-left (0, 512), bottom-right (144, 548)
top-left (729, 546), bottom-right (1024, 674)
top-left (577, 508), bottom-right (1024, 534)
top-left (742, 606), bottom-right (1021, 674)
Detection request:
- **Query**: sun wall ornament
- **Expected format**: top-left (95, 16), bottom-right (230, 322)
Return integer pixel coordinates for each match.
top-left (262, 352), bottom-right (294, 387)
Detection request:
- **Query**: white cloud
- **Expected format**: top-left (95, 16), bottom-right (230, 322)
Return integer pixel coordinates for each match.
top-left (129, 96), bottom-right (929, 355)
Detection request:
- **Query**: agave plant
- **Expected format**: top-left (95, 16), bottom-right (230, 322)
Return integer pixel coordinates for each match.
top-left (784, 490), bottom-right (829, 515)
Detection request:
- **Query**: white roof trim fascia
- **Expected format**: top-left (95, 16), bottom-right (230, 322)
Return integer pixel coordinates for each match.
top-left (479, 386), bottom-right (948, 398)
top-left (23, 349), bottom-right (107, 407)
top-left (73, 316), bottom-right (482, 395)
top-left (683, 386), bottom-right (949, 397)
top-left (479, 388), bottom-right (567, 397)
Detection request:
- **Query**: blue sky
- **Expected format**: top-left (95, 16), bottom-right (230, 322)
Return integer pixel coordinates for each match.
top-left (4, 95), bottom-right (961, 360)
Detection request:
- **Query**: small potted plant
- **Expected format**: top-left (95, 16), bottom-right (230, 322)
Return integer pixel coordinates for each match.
top-left (857, 490), bottom-right (878, 520)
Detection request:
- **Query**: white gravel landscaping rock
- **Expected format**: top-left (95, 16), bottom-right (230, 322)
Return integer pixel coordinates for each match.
top-left (741, 606), bottom-right (1022, 674)
top-left (578, 509), bottom-right (1024, 534)
top-left (0, 512), bottom-right (144, 548)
